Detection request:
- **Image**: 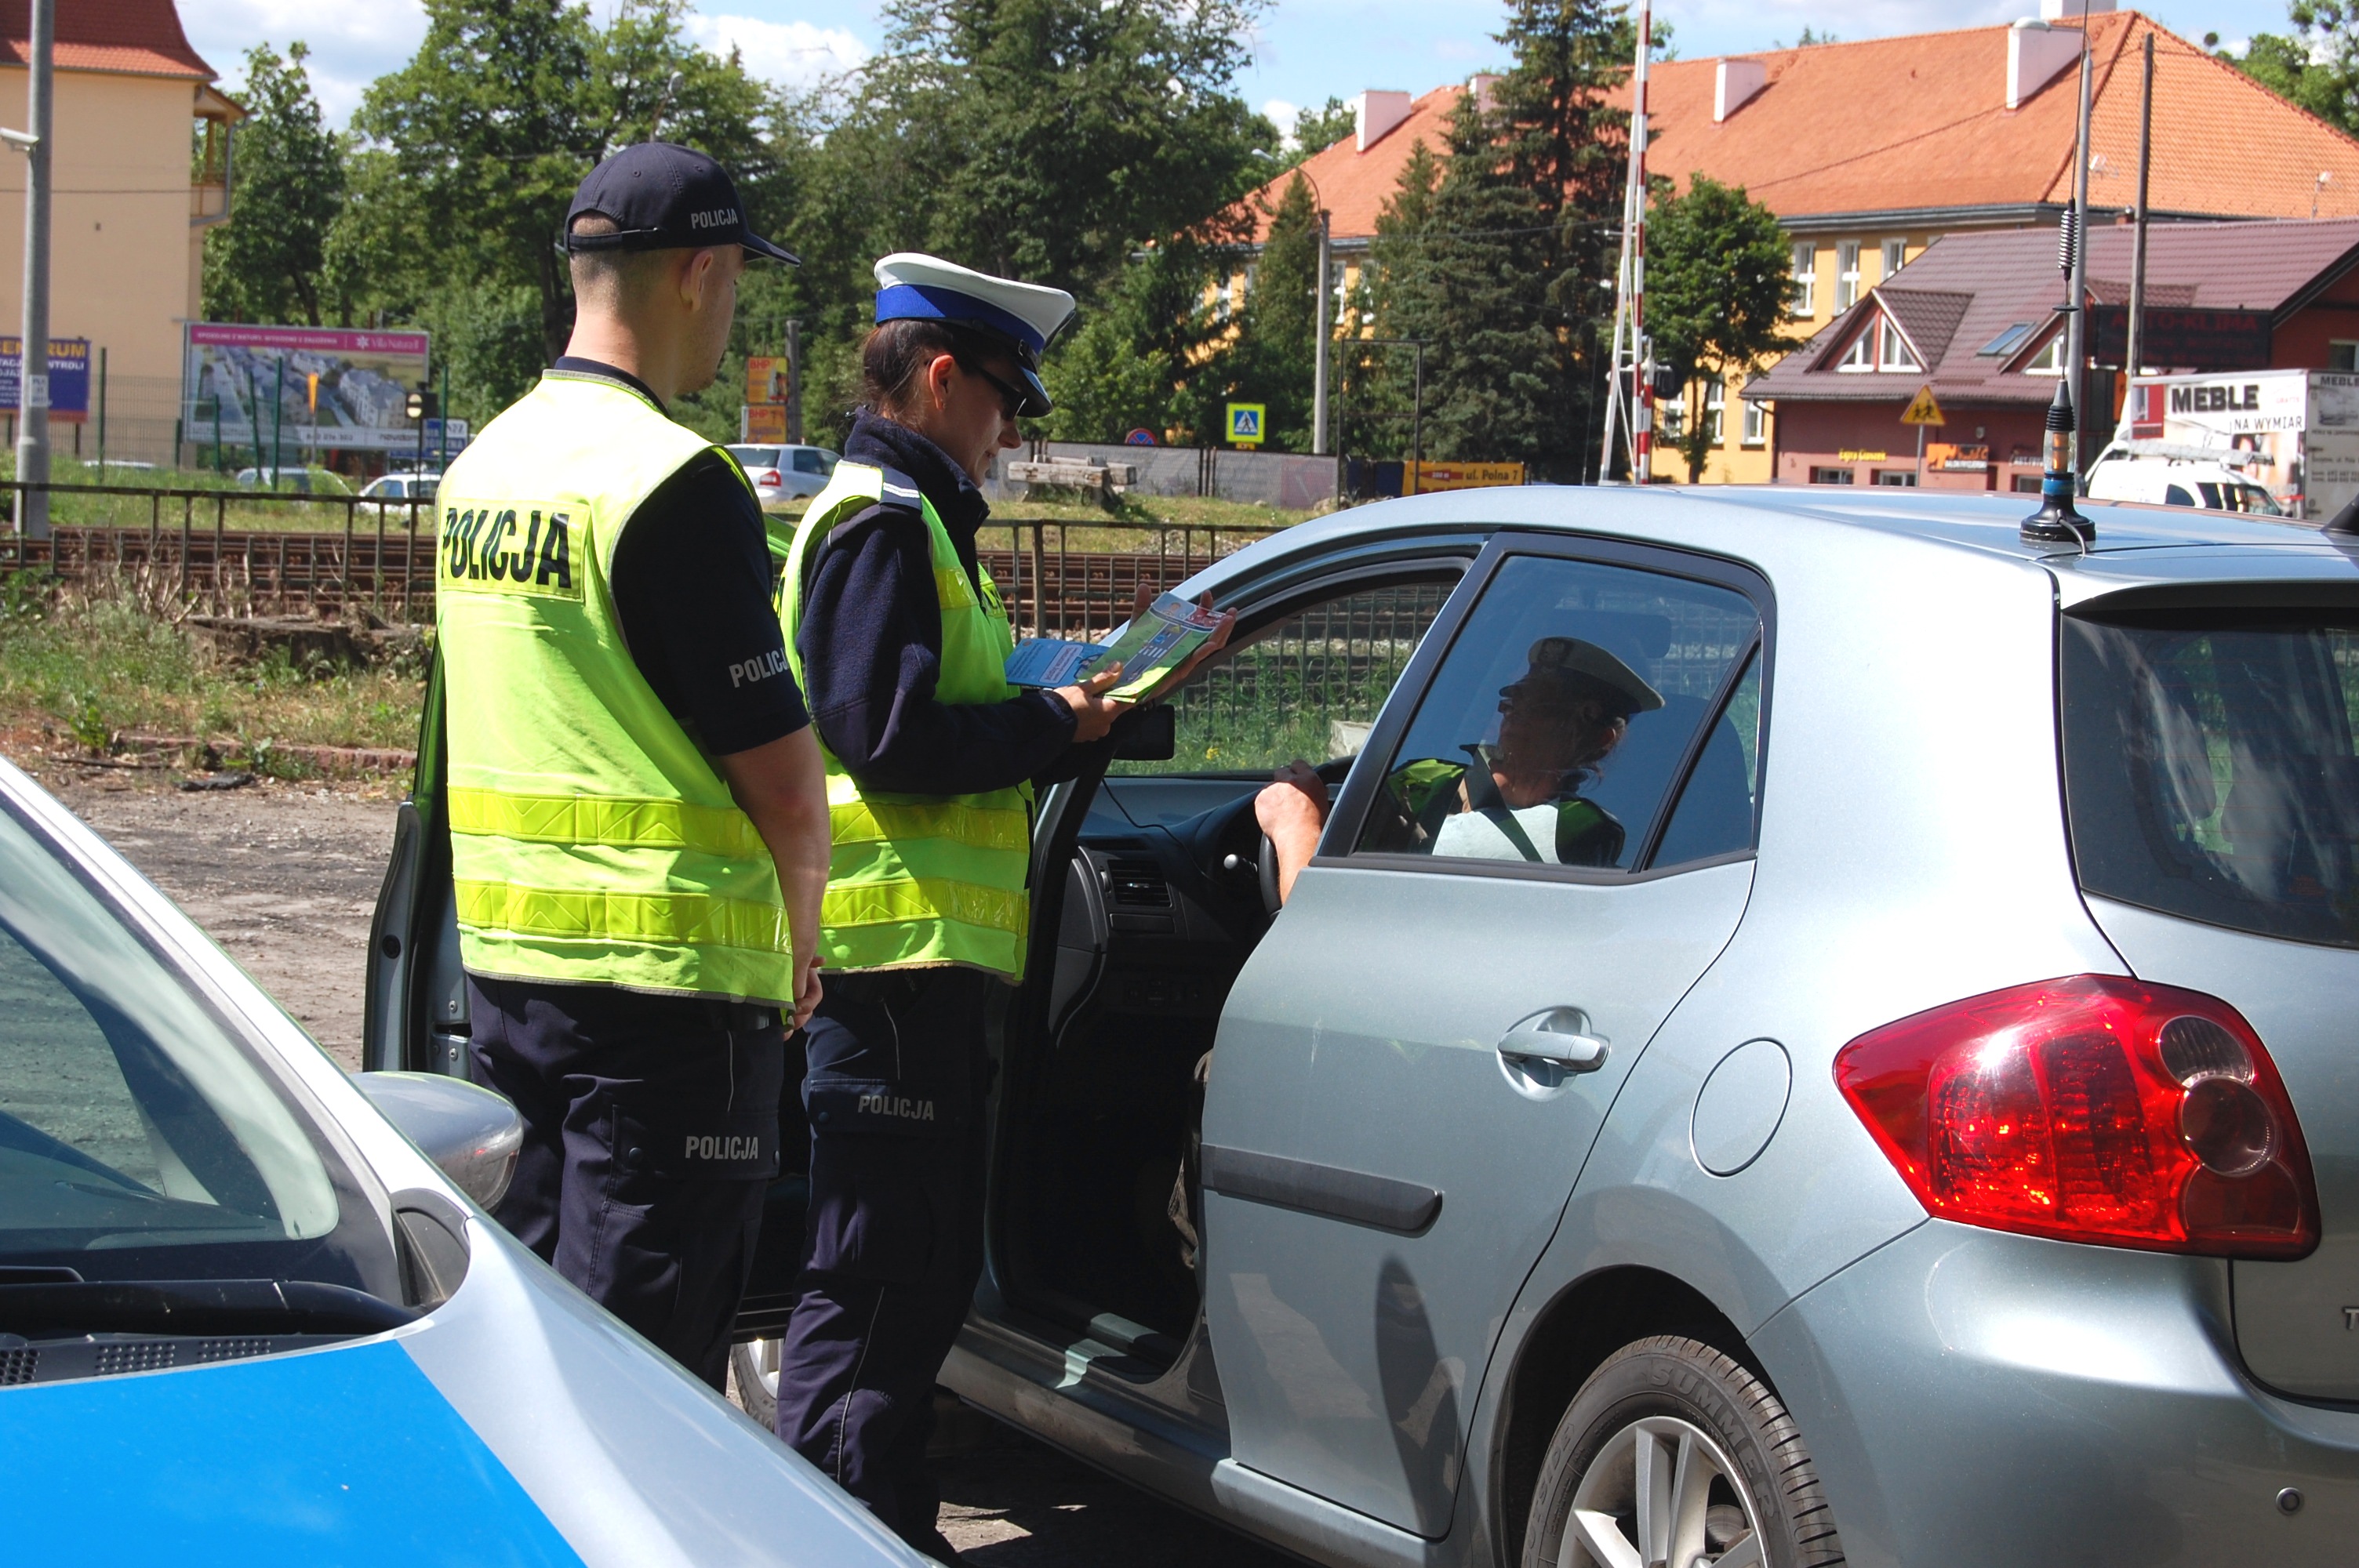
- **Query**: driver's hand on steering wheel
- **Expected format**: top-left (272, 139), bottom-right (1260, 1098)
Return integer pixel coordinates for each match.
top-left (1255, 760), bottom-right (1329, 906)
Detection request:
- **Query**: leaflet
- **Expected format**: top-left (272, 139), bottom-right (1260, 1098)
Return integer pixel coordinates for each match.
top-left (1004, 592), bottom-right (1223, 701)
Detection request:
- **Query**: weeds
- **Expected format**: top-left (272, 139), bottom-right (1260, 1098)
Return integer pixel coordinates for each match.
top-left (0, 581), bottom-right (423, 754)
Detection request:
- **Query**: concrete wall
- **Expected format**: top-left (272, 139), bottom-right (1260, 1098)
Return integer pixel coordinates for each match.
top-left (990, 440), bottom-right (1339, 510)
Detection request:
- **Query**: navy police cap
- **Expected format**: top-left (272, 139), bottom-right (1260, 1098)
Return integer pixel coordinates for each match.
top-left (874, 253), bottom-right (1075, 416)
top-left (565, 142), bottom-right (798, 264)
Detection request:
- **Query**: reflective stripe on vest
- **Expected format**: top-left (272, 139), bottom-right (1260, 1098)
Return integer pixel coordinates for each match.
top-left (780, 459), bottom-right (1033, 978)
top-left (435, 371), bottom-right (795, 1005)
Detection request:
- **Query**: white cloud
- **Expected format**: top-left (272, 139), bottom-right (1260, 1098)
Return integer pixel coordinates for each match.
top-left (684, 14), bottom-right (870, 90)
top-left (1263, 96), bottom-right (1301, 146)
top-left (176, 0), bottom-right (427, 125)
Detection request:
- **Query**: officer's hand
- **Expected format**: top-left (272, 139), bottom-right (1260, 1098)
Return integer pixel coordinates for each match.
top-left (792, 953), bottom-right (823, 1032)
top-left (1054, 664), bottom-right (1129, 744)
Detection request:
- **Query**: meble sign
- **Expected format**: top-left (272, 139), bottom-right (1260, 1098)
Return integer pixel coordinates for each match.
top-left (2168, 384), bottom-right (2263, 414)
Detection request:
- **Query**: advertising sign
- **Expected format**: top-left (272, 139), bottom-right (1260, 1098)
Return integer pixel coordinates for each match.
top-left (2121, 370), bottom-right (2359, 518)
top-left (746, 356), bottom-right (787, 405)
top-left (1410, 460), bottom-right (1525, 493)
top-left (2089, 307), bottom-right (2273, 372)
top-left (741, 405), bottom-right (788, 444)
top-left (183, 323), bottom-right (431, 455)
top-left (0, 337), bottom-right (89, 420)
top-left (1225, 402), bottom-right (1265, 446)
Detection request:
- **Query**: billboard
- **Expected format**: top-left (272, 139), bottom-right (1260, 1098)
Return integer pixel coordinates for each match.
top-left (0, 337), bottom-right (89, 420)
top-left (183, 324), bottom-right (431, 455)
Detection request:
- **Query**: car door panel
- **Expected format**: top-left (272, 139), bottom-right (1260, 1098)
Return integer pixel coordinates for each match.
top-left (1202, 857), bottom-right (1754, 1536)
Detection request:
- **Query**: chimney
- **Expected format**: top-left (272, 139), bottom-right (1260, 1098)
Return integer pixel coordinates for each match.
top-left (1469, 73), bottom-right (1501, 114)
top-left (1353, 90), bottom-right (1415, 152)
top-left (1715, 58), bottom-right (1767, 122)
top-left (2008, 19), bottom-right (2083, 111)
top-left (2038, 0), bottom-right (2116, 17)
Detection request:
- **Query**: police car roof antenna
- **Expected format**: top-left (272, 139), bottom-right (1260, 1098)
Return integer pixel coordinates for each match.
top-left (2022, 379), bottom-right (2095, 552)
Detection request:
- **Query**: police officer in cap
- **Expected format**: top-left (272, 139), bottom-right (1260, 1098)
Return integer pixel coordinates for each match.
top-left (432, 142), bottom-right (831, 1389)
top-left (771, 253), bottom-right (1158, 1555)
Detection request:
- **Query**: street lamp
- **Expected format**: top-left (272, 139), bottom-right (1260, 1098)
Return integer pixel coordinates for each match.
top-left (1289, 162), bottom-right (1336, 459)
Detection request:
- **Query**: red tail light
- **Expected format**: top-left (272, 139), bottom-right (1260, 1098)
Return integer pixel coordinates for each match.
top-left (755, 469), bottom-right (783, 486)
top-left (1834, 975), bottom-right (2317, 1258)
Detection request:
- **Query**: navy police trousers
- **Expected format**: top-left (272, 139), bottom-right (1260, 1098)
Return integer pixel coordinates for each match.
top-left (466, 973), bottom-right (783, 1391)
top-left (772, 967), bottom-right (992, 1552)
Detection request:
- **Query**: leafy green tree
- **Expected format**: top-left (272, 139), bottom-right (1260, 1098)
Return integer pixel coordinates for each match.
top-left (828, 0), bottom-right (1277, 298)
top-left (1339, 140), bottom-right (1441, 458)
top-left (1215, 173), bottom-right (1321, 450)
top-left (1282, 97), bottom-right (1356, 166)
top-left (201, 43), bottom-right (344, 325)
top-left (347, 0), bottom-right (779, 387)
top-left (1039, 239), bottom-right (1226, 441)
top-left (2240, 5), bottom-right (2359, 133)
top-left (1645, 174), bottom-right (1791, 482)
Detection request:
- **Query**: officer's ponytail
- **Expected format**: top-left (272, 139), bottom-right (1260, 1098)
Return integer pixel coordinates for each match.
top-left (859, 319), bottom-right (965, 419)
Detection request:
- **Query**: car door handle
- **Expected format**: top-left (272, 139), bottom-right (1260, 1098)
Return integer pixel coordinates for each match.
top-left (1497, 1010), bottom-right (1609, 1073)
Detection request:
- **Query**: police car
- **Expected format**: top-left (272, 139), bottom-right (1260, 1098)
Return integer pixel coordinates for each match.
top-left (373, 485), bottom-right (2359, 1566)
top-left (0, 756), bottom-right (923, 1566)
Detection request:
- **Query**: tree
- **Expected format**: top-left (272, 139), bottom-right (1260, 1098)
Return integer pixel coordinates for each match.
top-left (201, 43), bottom-right (344, 325)
top-left (2240, 5), bottom-right (2359, 134)
top-left (1341, 141), bottom-right (1441, 458)
top-left (1216, 173), bottom-right (1321, 449)
top-left (1281, 97), bottom-right (1356, 167)
top-left (1645, 174), bottom-right (1792, 482)
top-left (1039, 239), bottom-right (1226, 441)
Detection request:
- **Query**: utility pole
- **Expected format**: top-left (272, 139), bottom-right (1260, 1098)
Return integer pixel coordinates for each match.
top-left (1312, 209), bottom-right (1332, 456)
top-left (11, 0), bottom-right (52, 537)
top-left (784, 318), bottom-right (804, 445)
top-left (2124, 31), bottom-right (2155, 395)
top-left (1598, 0), bottom-right (1653, 483)
top-left (2065, 7), bottom-right (2095, 472)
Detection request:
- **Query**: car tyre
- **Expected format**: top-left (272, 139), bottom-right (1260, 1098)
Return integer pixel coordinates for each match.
top-left (729, 1336), bottom-right (781, 1430)
top-left (1521, 1334), bottom-right (1845, 1568)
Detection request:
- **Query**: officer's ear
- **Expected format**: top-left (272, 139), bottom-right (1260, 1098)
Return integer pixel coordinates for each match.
top-left (920, 352), bottom-right (959, 414)
top-left (677, 245), bottom-right (734, 311)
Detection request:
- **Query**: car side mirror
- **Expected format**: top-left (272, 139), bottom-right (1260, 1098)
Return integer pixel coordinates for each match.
top-left (357, 1072), bottom-right (524, 1210)
top-left (1111, 703), bottom-right (1177, 761)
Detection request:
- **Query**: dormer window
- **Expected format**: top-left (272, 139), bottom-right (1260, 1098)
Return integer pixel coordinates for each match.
top-left (1834, 314), bottom-right (1922, 372)
top-left (2022, 333), bottom-right (2063, 375)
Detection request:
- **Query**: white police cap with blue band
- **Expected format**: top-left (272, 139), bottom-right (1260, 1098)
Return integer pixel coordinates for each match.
top-left (874, 252), bottom-right (1074, 415)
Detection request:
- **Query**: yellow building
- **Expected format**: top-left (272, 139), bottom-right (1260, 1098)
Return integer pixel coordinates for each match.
top-left (0, 1), bottom-right (238, 463)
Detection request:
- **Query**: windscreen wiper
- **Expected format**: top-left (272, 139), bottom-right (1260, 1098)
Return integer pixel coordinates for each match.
top-left (0, 1278), bottom-right (417, 1339)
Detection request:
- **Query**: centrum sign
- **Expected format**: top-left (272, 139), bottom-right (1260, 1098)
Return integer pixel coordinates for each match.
top-left (182, 324), bottom-right (434, 455)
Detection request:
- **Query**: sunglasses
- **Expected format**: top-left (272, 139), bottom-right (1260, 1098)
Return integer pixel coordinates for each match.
top-left (958, 357), bottom-right (1031, 422)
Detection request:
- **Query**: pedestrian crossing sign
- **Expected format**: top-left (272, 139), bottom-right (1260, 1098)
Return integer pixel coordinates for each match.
top-left (1226, 402), bottom-right (1266, 447)
top-left (1901, 386), bottom-right (1945, 426)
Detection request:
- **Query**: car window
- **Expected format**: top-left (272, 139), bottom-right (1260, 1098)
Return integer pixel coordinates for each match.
top-left (379, 477), bottom-right (405, 499)
top-left (0, 797), bottom-right (388, 1281)
top-left (1650, 650), bottom-right (1764, 866)
top-left (1353, 554), bottom-right (1762, 872)
top-left (728, 445), bottom-right (780, 470)
top-left (2165, 485), bottom-right (2197, 507)
top-left (2062, 609), bottom-right (2359, 948)
top-left (1110, 575), bottom-right (1459, 778)
top-left (791, 448), bottom-right (827, 474)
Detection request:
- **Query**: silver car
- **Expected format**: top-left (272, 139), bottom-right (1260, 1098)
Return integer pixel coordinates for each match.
top-left (726, 443), bottom-right (839, 507)
top-left (372, 485), bottom-right (2359, 1564)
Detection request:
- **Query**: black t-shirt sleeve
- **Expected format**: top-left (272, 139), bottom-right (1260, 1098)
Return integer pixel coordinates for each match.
top-left (609, 452), bottom-right (809, 757)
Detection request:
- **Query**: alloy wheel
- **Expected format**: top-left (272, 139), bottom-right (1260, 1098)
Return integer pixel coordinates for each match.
top-left (1560, 1414), bottom-right (1764, 1568)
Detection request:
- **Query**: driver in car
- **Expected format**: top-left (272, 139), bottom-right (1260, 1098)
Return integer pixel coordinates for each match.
top-left (1256, 635), bottom-right (1663, 900)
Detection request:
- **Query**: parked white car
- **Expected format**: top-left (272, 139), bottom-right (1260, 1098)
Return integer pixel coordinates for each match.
top-left (2085, 448), bottom-right (2286, 514)
top-left (727, 444), bottom-right (839, 507)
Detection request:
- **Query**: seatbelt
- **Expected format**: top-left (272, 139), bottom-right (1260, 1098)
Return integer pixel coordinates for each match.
top-left (1478, 806), bottom-right (1547, 862)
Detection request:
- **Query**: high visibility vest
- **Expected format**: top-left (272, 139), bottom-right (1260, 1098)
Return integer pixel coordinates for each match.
top-left (433, 369), bottom-right (795, 1007)
top-left (779, 460), bottom-right (1033, 979)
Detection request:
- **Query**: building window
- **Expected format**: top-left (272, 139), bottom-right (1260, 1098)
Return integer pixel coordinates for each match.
top-left (2012, 473), bottom-right (2045, 493)
top-left (1881, 238), bottom-right (1907, 280)
top-left (1809, 466), bottom-right (1856, 485)
top-left (1212, 273), bottom-right (1235, 322)
top-left (1837, 330), bottom-right (1874, 372)
top-left (1836, 241), bottom-right (1861, 312)
top-left (1703, 376), bottom-right (1726, 444)
top-left (1877, 320), bottom-right (1921, 372)
top-left (2022, 334), bottom-right (2063, 375)
top-left (1872, 470), bottom-right (1917, 486)
top-left (2332, 341), bottom-right (2359, 372)
top-left (1659, 392), bottom-right (1686, 439)
top-left (1742, 396), bottom-right (1766, 445)
top-left (1791, 242), bottom-right (1816, 316)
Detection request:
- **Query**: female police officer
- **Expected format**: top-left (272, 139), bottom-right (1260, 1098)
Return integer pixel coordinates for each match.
top-left (769, 253), bottom-right (1122, 1555)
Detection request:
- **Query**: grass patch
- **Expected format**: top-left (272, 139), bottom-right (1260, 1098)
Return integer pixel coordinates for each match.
top-left (0, 572), bottom-right (425, 755)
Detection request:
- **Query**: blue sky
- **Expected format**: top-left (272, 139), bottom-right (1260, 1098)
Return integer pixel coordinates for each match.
top-left (179, 1), bottom-right (2301, 132)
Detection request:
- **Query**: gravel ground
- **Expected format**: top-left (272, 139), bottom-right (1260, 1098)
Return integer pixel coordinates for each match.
top-left (20, 755), bottom-right (1296, 1566)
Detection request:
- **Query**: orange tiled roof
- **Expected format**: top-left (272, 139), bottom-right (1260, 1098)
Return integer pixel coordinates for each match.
top-left (1232, 85), bottom-right (1467, 245)
top-left (1629, 11), bottom-right (2359, 221)
top-left (0, 0), bottom-right (213, 81)
top-left (1232, 13), bottom-right (2359, 244)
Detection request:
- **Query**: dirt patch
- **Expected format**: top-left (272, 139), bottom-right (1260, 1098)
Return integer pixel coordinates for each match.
top-left (20, 751), bottom-right (399, 1071)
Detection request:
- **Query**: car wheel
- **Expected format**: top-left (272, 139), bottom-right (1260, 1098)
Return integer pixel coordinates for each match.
top-left (1521, 1335), bottom-right (1845, 1568)
top-left (729, 1336), bottom-right (781, 1431)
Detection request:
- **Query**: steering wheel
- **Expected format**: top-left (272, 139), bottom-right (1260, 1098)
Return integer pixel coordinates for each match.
top-left (1252, 755), bottom-right (1358, 917)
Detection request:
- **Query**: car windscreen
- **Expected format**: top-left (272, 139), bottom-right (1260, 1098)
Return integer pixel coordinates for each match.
top-left (0, 797), bottom-right (398, 1293)
top-left (2062, 608), bottom-right (2359, 948)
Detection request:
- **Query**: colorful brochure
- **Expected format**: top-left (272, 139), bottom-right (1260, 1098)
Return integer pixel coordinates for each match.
top-left (1004, 592), bottom-right (1223, 701)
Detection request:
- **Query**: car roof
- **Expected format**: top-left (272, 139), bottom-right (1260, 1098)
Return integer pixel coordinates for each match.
top-left (1178, 482), bottom-right (2359, 608)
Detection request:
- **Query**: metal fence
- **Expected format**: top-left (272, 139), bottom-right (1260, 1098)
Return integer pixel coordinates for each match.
top-left (991, 441), bottom-right (1341, 510)
top-left (0, 483), bottom-right (1285, 629)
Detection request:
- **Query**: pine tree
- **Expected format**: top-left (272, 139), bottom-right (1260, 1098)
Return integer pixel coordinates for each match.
top-left (1220, 173), bottom-right (1321, 451)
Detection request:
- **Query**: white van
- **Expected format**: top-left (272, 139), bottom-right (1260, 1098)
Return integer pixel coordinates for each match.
top-left (2083, 449), bottom-right (2285, 515)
